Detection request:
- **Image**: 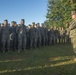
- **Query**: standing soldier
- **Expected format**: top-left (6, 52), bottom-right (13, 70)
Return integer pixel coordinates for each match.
top-left (65, 22), bottom-right (70, 43)
top-left (10, 21), bottom-right (18, 51)
top-left (16, 19), bottom-right (27, 52)
top-left (69, 10), bottom-right (76, 54)
top-left (1, 20), bottom-right (11, 53)
top-left (54, 26), bottom-right (59, 44)
top-left (60, 27), bottom-right (66, 43)
top-left (36, 23), bottom-right (41, 47)
top-left (44, 25), bottom-right (48, 46)
top-left (41, 23), bottom-right (46, 46)
top-left (0, 23), bottom-right (1, 50)
top-left (26, 24), bottom-right (31, 49)
top-left (58, 27), bottom-right (61, 43)
top-left (29, 22), bottom-right (38, 49)
top-left (50, 26), bottom-right (55, 45)
top-left (48, 28), bottom-right (51, 45)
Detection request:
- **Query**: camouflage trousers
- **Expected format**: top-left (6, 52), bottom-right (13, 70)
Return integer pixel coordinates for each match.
top-left (30, 37), bottom-right (37, 48)
top-left (2, 37), bottom-right (10, 52)
top-left (65, 35), bottom-right (71, 43)
top-left (37, 36), bottom-right (41, 47)
top-left (70, 29), bottom-right (76, 53)
top-left (18, 34), bottom-right (26, 51)
top-left (50, 35), bottom-right (55, 44)
top-left (41, 36), bottom-right (46, 46)
top-left (60, 35), bottom-right (65, 43)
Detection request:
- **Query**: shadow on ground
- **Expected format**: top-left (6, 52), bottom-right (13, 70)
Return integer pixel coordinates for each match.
top-left (0, 44), bottom-right (76, 75)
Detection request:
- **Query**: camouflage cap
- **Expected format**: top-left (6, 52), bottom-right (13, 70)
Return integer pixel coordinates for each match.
top-left (21, 19), bottom-right (25, 21)
top-left (11, 21), bottom-right (15, 23)
top-left (32, 22), bottom-right (35, 25)
top-left (4, 19), bottom-right (8, 22)
top-left (71, 11), bottom-right (76, 15)
top-left (41, 23), bottom-right (44, 26)
top-left (28, 24), bottom-right (31, 26)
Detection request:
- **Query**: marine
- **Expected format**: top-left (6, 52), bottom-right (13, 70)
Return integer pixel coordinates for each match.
top-left (69, 10), bottom-right (76, 54)
top-left (10, 21), bottom-right (18, 51)
top-left (1, 20), bottom-right (11, 53)
top-left (16, 19), bottom-right (27, 52)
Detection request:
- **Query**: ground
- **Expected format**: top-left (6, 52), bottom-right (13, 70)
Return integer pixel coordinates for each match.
top-left (0, 44), bottom-right (76, 75)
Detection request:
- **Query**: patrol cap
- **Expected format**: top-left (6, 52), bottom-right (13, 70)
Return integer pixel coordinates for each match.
top-left (37, 23), bottom-right (40, 25)
top-left (21, 19), bottom-right (25, 21)
top-left (32, 22), bottom-right (35, 25)
top-left (11, 21), bottom-right (15, 23)
top-left (41, 23), bottom-right (44, 26)
top-left (71, 10), bottom-right (76, 15)
top-left (14, 21), bottom-right (17, 24)
top-left (28, 24), bottom-right (31, 26)
top-left (4, 19), bottom-right (8, 22)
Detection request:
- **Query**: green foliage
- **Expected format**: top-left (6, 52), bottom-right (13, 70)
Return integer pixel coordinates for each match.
top-left (46, 0), bottom-right (76, 28)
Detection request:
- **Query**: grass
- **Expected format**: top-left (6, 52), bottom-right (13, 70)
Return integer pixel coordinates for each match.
top-left (0, 44), bottom-right (76, 75)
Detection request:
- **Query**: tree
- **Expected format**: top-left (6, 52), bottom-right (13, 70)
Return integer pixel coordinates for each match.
top-left (70, 0), bottom-right (76, 10)
top-left (46, 0), bottom-right (76, 28)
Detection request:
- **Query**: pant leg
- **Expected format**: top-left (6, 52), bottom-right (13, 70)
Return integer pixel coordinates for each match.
top-left (18, 35), bottom-right (22, 51)
top-left (7, 38), bottom-right (10, 51)
top-left (23, 35), bottom-right (26, 50)
top-left (30, 37), bottom-right (33, 48)
top-left (2, 38), bottom-right (6, 52)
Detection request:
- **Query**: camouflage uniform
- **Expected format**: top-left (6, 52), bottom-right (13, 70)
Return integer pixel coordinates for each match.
top-left (60, 27), bottom-right (66, 43)
top-left (16, 19), bottom-right (27, 52)
top-left (29, 22), bottom-right (38, 48)
top-left (10, 21), bottom-right (18, 51)
top-left (41, 25), bottom-right (45, 46)
top-left (36, 23), bottom-right (42, 47)
top-left (69, 18), bottom-right (76, 53)
top-left (65, 26), bottom-right (70, 43)
top-left (58, 27), bottom-right (61, 43)
top-left (26, 25), bottom-right (31, 49)
top-left (44, 26), bottom-right (48, 46)
top-left (48, 29), bottom-right (51, 45)
top-left (1, 21), bottom-right (11, 52)
top-left (50, 27), bottom-right (55, 45)
top-left (0, 24), bottom-right (1, 50)
top-left (54, 27), bottom-right (59, 44)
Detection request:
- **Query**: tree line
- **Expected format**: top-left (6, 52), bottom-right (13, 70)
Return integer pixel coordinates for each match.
top-left (45, 0), bottom-right (76, 28)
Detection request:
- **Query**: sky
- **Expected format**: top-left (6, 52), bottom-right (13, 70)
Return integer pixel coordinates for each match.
top-left (0, 0), bottom-right (47, 25)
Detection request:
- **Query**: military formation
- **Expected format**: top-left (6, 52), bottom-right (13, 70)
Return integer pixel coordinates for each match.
top-left (0, 19), bottom-right (71, 53)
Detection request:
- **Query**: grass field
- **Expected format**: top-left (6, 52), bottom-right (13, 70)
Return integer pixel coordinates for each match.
top-left (0, 44), bottom-right (76, 75)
